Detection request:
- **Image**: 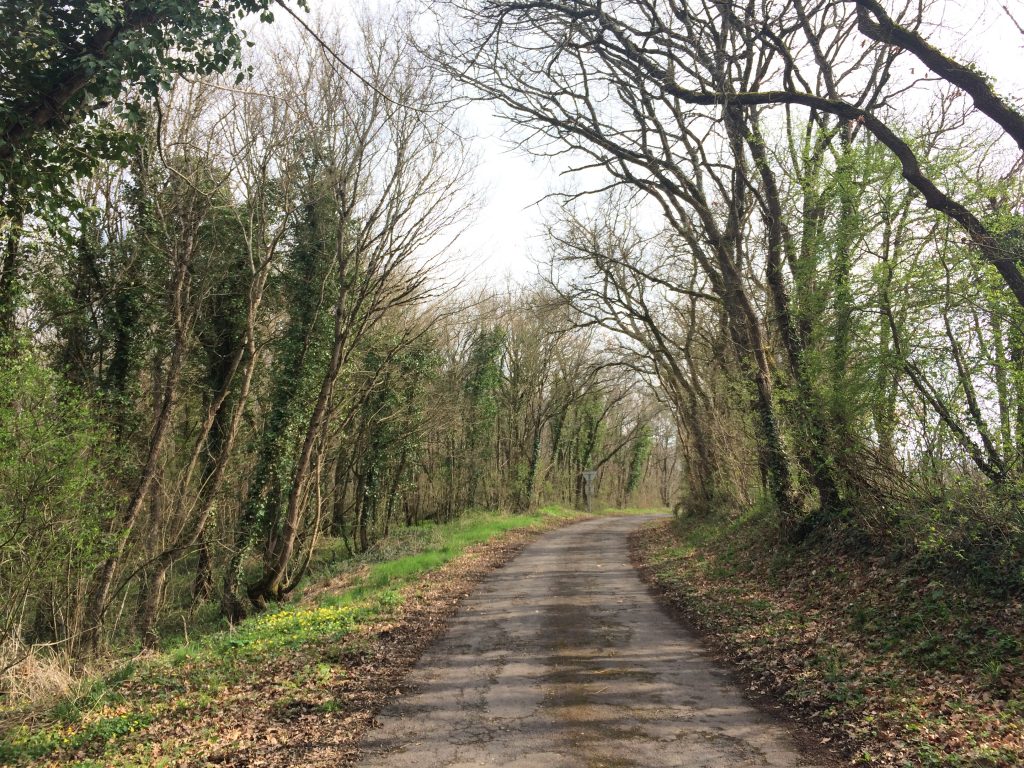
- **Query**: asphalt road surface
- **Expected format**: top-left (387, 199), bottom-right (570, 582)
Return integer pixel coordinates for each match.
top-left (355, 516), bottom-right (826, 768)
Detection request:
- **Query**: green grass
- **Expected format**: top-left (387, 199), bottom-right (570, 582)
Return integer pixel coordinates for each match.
top-left (319, 508), bottom-right (589, 605)
top-left (1, 505), bottom-right (661, 766)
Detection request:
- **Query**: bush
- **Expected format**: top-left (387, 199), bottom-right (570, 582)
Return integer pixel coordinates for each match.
top-left (0, 347), bottom-right (119, 681)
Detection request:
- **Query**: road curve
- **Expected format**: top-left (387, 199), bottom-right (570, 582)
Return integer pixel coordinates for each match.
top-left (354, 516), bottom-right (826, 768)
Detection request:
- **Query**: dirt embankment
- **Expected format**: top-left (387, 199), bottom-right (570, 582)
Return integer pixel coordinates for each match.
top-left (630, 518), bottom-right (1024, 767)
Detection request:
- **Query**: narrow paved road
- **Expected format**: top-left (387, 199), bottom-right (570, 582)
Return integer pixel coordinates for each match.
top-left (355, 516), bottom-right (826, 768)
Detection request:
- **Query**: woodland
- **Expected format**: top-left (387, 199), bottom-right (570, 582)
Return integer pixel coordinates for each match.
top-left (2, 0), bottom-right (1024, 752)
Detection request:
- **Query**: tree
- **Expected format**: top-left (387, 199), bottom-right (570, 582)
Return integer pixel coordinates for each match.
top-left (0, 0), bottom-right (273, 173)
top-left (0, 0), bottom-right (280, 340)
top-left (228, 16), bottom-right (473, 613)
top-left (439, 0), bottom-right (1024, 309)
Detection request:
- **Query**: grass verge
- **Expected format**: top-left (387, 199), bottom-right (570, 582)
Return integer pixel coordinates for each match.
top-left (0, 506), bottom-right (605, 767)
top-left (630, 512), bottom-right (1024, 767)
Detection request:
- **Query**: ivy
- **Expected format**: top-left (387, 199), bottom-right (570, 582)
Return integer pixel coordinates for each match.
top-left (625, 423), bottom-right (652, 497)
top-left (0, 0), bottom-right (276, 216)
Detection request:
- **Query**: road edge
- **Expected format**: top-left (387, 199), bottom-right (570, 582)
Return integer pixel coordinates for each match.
top-left (627, 519), bottom-right (843, 768)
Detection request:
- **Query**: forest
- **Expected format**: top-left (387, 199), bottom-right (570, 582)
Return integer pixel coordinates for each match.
top-left (0, 1), bottom-right (673, 668)
top-left (2, 0), bottom-right (1024, 765)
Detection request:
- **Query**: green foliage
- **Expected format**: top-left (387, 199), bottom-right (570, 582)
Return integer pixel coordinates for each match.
top-left (239, 192), bottom-right (337, 548)
top-left (0, 345), bottom-right (118, 645)
top-left (560, 392), bottom-right (606, 473)
top-left (902, 482), bottom-right (1024, 594)
top-left (0, 711), bottom-right (154, 764)
top-left (463, 326), bottom-right (506, 505)
top-left (624, 423), bottom-right (653, 497)
top-left (0, 0), bottom-right (274, 213)
top-left (347, 328), bottom-right (442, 542)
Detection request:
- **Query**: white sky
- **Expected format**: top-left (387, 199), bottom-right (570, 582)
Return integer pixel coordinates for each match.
top-left (290, 0), bottom-right (1024, 285)
top-left (452, 101), bottom-right (556, 285)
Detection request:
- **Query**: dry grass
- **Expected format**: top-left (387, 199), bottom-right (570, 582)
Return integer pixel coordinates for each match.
top-left (1, 645), bottom-right (79, 711)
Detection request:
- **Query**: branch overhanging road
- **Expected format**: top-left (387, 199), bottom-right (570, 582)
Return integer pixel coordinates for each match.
top-left (355, 516), bottom-right (828, 767)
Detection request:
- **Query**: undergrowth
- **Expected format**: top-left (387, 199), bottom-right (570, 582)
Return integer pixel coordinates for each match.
top-left (634, 507), bottom-right (1024, 766)
top-left (0, 505), bottom-right (601, 767)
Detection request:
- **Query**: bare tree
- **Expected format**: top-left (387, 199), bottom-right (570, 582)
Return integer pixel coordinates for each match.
top-left (228, 15), bottom-right (474, 612)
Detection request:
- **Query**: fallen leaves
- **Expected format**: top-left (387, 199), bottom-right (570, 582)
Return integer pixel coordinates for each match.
top-left (631, 520), bottom-right (1024, 767)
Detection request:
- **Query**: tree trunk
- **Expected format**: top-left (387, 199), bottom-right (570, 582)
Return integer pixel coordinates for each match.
top-left (0, 203), bottom-right (23, 341)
